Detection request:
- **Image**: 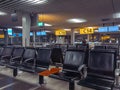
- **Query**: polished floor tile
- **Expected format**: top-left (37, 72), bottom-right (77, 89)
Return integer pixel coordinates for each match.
top-left (0, 67), bottom-right (94, 90)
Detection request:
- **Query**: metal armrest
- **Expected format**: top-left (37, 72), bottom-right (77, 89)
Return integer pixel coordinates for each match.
top-left (78, 64), bottom-right (87, 79)
top-left (114, 60), bottom-right (120, 86)
top-left (11, 56), bottom-right (21, 61)
top-left (1, 55), bottom-right (11, 59)
top-left (23, 58), bottom-right (36, 69)
top-left (24, 58), bottom-right (34, 63)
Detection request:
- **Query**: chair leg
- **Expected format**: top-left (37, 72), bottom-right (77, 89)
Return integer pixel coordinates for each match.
top-left (13, 68), bottom-right (18, 77)
top-left (69, 80), bottom-right (75, 90)
top-left (39, 75), bottom-right (44, 85)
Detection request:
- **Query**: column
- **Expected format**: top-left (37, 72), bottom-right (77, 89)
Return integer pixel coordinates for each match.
top-left (33, 31), bottom-right (36, 47)
top-left (22, 13), bottom-right (31, 47)
top-left (71, 28), bottom-right (75, 45)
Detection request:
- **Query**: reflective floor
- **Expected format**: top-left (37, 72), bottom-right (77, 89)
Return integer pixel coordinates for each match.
top-left (0, 67), bottom-right (94, 90)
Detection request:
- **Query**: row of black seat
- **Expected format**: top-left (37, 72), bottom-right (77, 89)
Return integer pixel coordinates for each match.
top-left (49, 48), bottom-right (119, 90)
top-left (0, 46), bottom-right (119, 90)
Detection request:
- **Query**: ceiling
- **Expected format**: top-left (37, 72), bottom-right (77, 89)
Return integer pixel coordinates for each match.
top-left (0, 0), bottom-right (120, 30)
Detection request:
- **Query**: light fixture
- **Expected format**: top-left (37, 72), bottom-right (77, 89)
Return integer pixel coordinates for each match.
top-left (44, 23), bottom-right (52, 26)
top-left (45, 30), bottom-right (51, 32)
top-left (67, 18), bottom-right (87, 23)
top-left (0, 11), bottom-right (7, 16)
top-left (64, 29), bottom-right (71, 31)
top-left (74, 31), bottom-right (79, 33)
top-left (22, 0), bottom-right (48, 5)
top-left (14, 26), bottom-right (23, 29)
top-left (113, 13), bottom-right (120, 18)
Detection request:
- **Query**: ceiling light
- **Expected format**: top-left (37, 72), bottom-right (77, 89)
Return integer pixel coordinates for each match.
top-left (44, 23), bottom-right (52, 26)
top-left (15, 26), bottom-right (23, 29)
top-left (22, 0), bottom-right (47, 5)
top-left (0, 11), bottom-right (7, 16)
top-left (113, 13), bottom-right (120, 18)
top-left (94, 30), bottom-right (98, 32)
top-left (67, 18), bottom-right (87, 23)
top-left (74, 31), bottom-right (79, 33)
top-left (45, 30), bottom-right (51, 32)
top-left (64, 29), bottom-right (71, 31)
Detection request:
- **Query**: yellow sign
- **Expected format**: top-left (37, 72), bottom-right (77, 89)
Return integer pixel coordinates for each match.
top-left (55, 30), bottom-right (66, 36)
top-left (80, 28), bottom-right (94, 34)
top-left (101, 36), bottom-right (110, 40)
top-left (0, 34), bottom-right (4, 38)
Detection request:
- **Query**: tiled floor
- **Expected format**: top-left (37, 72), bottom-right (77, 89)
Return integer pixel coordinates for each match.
top-left (0, 67), bottom-right (94, 90)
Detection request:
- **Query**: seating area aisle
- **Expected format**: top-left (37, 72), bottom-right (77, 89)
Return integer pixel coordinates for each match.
top-left (0, 68), bottom-right (93, 90)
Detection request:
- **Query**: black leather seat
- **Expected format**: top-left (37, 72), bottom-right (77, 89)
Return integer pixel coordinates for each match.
top-left (51, 48), bottom-right (63, 66)
top-left (106, 45), bottom-right (119, 56)
top-left (0, 47), bottom-right (3, 56)
top-left (94, 45), bottom-right (106, 50)
top-left (18, 47), bottom-right (36, 73)
top-left (78, 50), bottom-right (117, 90)
top-left (50, 49), bottom-right (86, 90)
top-left (6, 47), bottom-right (25, 68)
top-left (0, 47), bottom-right (14, 66)
top-left (35, 48), bottom-right (51, 73)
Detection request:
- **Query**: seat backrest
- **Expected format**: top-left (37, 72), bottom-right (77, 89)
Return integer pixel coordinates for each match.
top-left (36, 48), bottom-right (51, 68)
top-left (23, 47), bottom-right (36, 60)
top-left (88, 50), bottom-right (116, 79)
top-left (68, 45), bottom-right (76, 49)
top-left (1, 47), bottom-right (13, 56)
top-left (0, 47), bottom-right (3, 56)
top-left (63, 49), bottom-right (86, 72)
top-left (51, 48), bottom-right (63, 64)
top-left (106, 45), bottom-right (119, 56)
top-left (12, 47), bottom-right (24, 57)
top-left (94, 46), bottom-right (106, 50)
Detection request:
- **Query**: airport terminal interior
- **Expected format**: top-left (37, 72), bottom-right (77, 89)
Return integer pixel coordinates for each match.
top-left (0, 0), bottom-right (120, 90)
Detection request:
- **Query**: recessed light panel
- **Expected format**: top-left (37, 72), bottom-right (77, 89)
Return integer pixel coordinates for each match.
top-left (113, 13), bottom-right (120, 18)
top-left (22, 0), bottom-right (48, 5)
top-left (67, 18), bottom-right (87, 23)
top-left (44, 23), bottom-right (52, 26)
top-left (0, 11), bottom-right (7, 16)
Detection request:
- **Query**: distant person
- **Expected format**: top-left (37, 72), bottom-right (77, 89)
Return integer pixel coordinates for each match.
top-left (82, 39), bottom-right (87, 45)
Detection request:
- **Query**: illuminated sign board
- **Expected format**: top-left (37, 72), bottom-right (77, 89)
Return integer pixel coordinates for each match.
top-left (98, 27), bottom-right (108, 32)
top-left (98, 26), bottom-right (119, 32)
top-left (37, 22), bottom-right (44, 27)
top-left (55, 30), bottom-right (66, 36)
top-left (0, 34), bottom-right (4, 38)
top-left (7, 28), bottom-right (13, 35)
top-left (101, 36), bottom-right (110, 40)
top-left (30, 32), bottom-right (33, 36)
top-left (36, 31), bottom-right (46, 36)
top-left (108, 26), bottom-right (119, 32)
top-left (18, 33), bottom-right (22, 37)
top-left (80, 28), bottom-right (94, 34)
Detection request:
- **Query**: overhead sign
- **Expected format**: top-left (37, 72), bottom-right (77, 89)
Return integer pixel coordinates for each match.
top-left (80, 28), bottom-right (94, 34)
top-left (0, 34), bottom-right (4, 38)
top-left (98, 27), bottom-right (108, 32)
top-left (36, 31), bottom-right (46, 36)
top-left (108, 26), bottom-right (119, 32)
top-left (37, 22), bottom-right (44, 27)
top-left (98, 26), bottom-right (119, 32)
top-left (7, 28), bottom-right (13, 35)
top-left (101, 36), bottom-right (110, 40)
top-left (55, 30), bottom-right (66, 36)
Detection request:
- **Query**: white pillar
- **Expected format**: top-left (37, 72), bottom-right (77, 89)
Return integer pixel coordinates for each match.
top-left (22, 13), bottom-right (31, 47)
top-left (71, 28), bottom-right (75, 45)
